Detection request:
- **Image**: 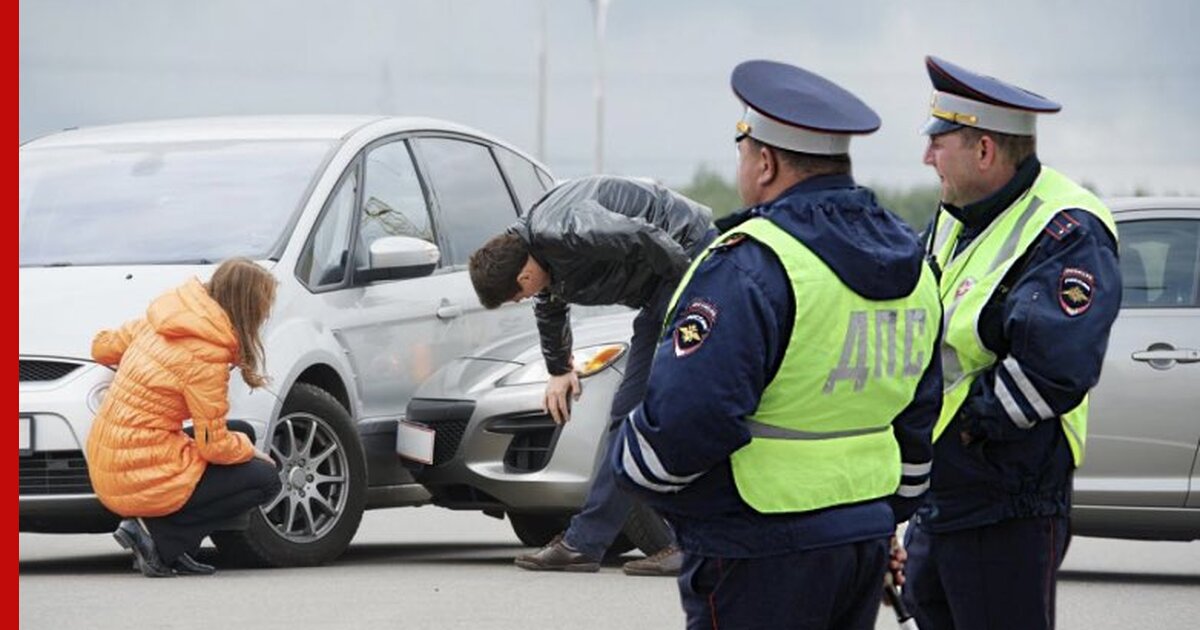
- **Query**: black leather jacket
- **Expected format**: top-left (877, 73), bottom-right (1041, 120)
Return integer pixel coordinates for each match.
top-left (510, 176), bottom-right (714, 375)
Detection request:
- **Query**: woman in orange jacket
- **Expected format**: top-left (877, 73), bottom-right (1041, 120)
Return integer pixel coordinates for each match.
top-left (86, 257), bottom-right (283, 577)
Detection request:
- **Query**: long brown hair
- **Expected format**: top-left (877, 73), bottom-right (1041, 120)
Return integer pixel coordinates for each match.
top-left (206, 257), bottom-right (277, 389)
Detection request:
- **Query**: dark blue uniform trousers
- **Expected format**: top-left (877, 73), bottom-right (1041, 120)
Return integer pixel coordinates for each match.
top-left (902, 516), bottom-right (1071, 630)
top-left (678, 538), bottom-right (889, 630)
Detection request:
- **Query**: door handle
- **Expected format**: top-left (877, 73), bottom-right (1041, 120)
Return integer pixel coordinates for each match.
top-left (1132, 349), bottom-right (1200, 362)
top-left (436, 304), bottom-right (463, 320)
top-left (1132, 344), bottom-right (1200, 369)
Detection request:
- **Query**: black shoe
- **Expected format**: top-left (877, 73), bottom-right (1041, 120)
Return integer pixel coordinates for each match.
top-left (113, 519), bottom-right (175, 578)
top-left (172, 553), bottom-right (216, 576)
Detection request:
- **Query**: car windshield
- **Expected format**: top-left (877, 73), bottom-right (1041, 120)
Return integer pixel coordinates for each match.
top-left (19, 138), bottom-right (335, 266)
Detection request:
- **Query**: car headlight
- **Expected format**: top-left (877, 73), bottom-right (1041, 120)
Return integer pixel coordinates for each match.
top-left (87, 383), bottom-right (111, 414)
top-left (498, 343), bottom-right (628, 386)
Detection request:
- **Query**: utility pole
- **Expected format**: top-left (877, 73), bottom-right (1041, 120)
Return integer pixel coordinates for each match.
top-left (590, 0), bottom-right (610, 174)
top-left (536, 0), bottom-right (548, 162)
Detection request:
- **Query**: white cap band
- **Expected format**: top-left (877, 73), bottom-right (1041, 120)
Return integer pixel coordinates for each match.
top-left (739, 106), bottom-right (852, 155)
top-left (928, 91), bottom-right (1037, 136)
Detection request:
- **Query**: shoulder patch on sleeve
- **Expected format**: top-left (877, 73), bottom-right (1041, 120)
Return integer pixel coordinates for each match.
top-left (1058, 267), bottom-right (1095, 316)
top-left (674, 299), bottom-right (718, 357)
top-left (712, 233), bottom-right (748, 251)
top-left (1043, 211), bottom-right (1081, 241)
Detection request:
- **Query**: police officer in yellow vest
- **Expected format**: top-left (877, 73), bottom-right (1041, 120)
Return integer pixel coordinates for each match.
top-left (613, 59), bottom-right (943, 629)
top-left (899, 57), bottom-right (1122, 630)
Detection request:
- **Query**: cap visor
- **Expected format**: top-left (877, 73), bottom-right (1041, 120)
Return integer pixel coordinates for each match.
top-left (921, 117), bottom-right (962, 136)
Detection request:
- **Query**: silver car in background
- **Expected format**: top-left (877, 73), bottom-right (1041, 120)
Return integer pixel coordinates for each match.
top-left (406, 197), bottom-right (1200, 544)
top-left (1073, 197), bottom-right (1200, 540)
top-left (19, 115), bottom-right (555, 566)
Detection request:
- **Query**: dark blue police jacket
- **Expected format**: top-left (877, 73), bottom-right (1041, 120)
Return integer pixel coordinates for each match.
top-left (917, 157), bottom-right (1121, 533)
top-left (612, 174), bottom-right (942, 558)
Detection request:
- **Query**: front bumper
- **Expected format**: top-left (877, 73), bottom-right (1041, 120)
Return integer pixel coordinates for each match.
top-left (19, 359), bottom-right (116, 532)
top-left (405, 366), bottom-right (624, 512)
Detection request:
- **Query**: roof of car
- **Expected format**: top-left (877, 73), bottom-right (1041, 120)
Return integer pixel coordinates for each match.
top-left (1105, 197), bottom-right (1200, 213)
top-left (21, 115), bottom-right (492, 148)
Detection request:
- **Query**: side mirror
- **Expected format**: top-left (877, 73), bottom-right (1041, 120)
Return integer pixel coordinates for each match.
top-left (359, 236), bottom-right (440, 282)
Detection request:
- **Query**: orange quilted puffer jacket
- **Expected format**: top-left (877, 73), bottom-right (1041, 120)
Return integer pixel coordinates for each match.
top-left (86, 277), bottom-right (256, 517)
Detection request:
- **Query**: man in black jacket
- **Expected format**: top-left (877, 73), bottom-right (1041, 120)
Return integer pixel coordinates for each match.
top-left (470, 175), bottom-right (715, 575)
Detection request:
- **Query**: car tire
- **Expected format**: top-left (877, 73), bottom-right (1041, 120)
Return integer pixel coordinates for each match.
top-left (606, 533), bottom-right (636, 558)
top-left (212, 383), bottom-right (366, 567)
top-left (508, 512), bottom-right (638, 558)
top-left (621, 500), bottom-right (673, 555)
top-left (508, 513), bottom-right (570, 548)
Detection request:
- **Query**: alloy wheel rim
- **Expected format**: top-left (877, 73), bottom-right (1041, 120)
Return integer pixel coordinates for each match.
top-left (260, 411), bottom-right (348, 542)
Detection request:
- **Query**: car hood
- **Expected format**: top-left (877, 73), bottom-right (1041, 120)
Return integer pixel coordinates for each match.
top-left (467, 309), bottom-right (637, 365)
top-left (414, 310), bottom-right (639, 400)
top-left (18, 264), bottom-right (270, 360)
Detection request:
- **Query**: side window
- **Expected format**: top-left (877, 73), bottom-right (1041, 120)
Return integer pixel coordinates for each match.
top-left (413, 137), bottom-right (520, 266)
top-left (357, 140), bottom-right (434, 271)
top-left (494, 146), bottom-right (550, 213)
top-left (1117, 218), bottom-right (1200, 308)
top-left (535, 168), bottom-right (554, 190)
top-left (297, 167), bottom-right (358, 288)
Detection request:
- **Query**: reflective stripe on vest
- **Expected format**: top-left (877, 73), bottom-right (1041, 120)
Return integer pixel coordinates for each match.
top-left (930, 166), bottom-right (1117, 466)
top-left (667, 217), bottom-right (941, 513)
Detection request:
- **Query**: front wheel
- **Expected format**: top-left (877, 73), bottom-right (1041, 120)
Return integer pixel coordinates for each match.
top-left (621, 500), bottom-right (673, 555)
top-left (212, 383), bottom-right (366, 567)
top-left (508, 513), bottom-right (570, 548)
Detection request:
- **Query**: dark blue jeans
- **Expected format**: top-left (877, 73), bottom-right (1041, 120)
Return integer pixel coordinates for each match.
top-left (561, 229), bottom-right (717, 559)
top-left (561, 280), bottom-right (677, 559)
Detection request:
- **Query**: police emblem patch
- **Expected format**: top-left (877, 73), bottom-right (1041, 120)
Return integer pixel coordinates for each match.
top-left (674, 300), bottom-right (718, 357)
top-left (954, 277), bottom-right (976, 300)
top-left (1058, 268), bottom-right (1095, 316)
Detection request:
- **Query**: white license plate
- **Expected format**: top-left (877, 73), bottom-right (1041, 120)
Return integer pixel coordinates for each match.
top-left (19, 416), bottom-right (33, 454)
top-left (396, 421), bottom-right (435, 464)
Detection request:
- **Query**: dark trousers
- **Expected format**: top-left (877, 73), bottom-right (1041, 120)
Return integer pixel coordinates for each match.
top-left (563, 280), bottom-right (676, 558)
top-left (902, 516), bottom-right (1071, 630)
top-left (678, 538), bottom-right (889, 630)
top-left (142, 421), bottom-right (282, 564)
top-left (562, 229), bottom-right (717, 558)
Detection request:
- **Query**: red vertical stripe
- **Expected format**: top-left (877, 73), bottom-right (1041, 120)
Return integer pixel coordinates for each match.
top-left (708, 558), bottom-right (722, 630)
top-left (1045, 519), bottom-right (1057, 628)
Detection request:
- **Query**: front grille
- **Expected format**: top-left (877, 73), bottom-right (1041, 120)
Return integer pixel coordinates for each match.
top-left (20, 360), bottom-right (82, 382)
top-left (486, 412), bottom-right (561, 473)
top-left (19, 450), bottom-right (95, 495)
top-left (505, 428), bottom-right (558, 472)
top-left (406, 399), bottom-right (475, 467)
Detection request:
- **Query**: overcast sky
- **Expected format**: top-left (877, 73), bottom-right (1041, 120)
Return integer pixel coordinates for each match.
top-left (19, 0), bottom-right (1200, 196)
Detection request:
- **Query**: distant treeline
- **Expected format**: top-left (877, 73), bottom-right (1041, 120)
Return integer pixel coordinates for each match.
top-left (678, 165), bottom-right (940, 229)
top-left (677, 165), bottom-right (1150, 232)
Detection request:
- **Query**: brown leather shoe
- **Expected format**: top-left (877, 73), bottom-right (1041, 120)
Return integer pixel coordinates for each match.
top-left (622, 545), bottom-right (683, 577)
top-left (514, 534), bottom-right (600, 572)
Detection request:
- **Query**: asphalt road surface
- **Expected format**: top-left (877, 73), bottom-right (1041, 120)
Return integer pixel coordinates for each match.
top-left (19, 507), bottom-right (1200, 629)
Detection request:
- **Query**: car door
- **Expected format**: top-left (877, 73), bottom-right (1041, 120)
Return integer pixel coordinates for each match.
top-left (1078, 207), bottom-right (1200, 509)
top-left (298, 137), bottom-right (464, 421)
top-left (409, 136), bottom-right (540, 351)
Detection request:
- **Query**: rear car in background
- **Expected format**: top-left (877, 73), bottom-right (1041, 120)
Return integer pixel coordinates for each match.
top-left (1073, 197), bottom-right (1200, 540)
top-left (19, 115), bottom-right (555, 566)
